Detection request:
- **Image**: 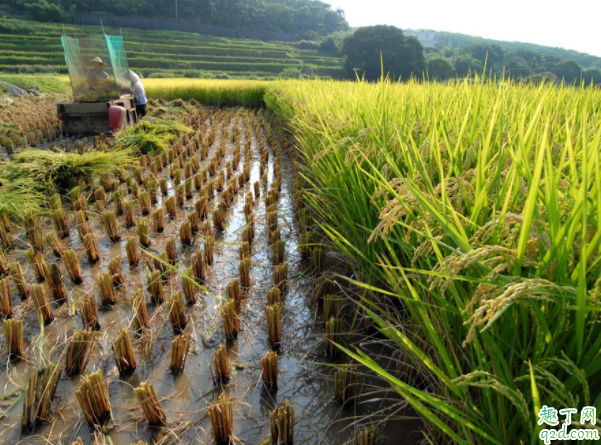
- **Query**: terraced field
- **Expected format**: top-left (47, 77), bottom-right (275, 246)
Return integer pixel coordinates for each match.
top-left (0, 18), bottom-right (344, 79)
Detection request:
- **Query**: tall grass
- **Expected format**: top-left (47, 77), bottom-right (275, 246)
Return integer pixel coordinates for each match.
top-left (263, 78), bottom-right (601, 443)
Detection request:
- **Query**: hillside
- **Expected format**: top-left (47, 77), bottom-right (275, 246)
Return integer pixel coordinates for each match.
top-left (0, 18), bottom-right (345, 79)
top-left (431, 30), bottom-right (601, 69)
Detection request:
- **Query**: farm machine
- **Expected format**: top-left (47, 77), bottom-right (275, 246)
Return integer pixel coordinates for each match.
top-left (57, 33), bottom-right (138, 135)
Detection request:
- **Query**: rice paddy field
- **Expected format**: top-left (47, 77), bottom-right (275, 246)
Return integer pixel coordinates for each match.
top-left (0, 18), bottom-right (344, 79)
top-left (1, 75), bottom-right (601, 444)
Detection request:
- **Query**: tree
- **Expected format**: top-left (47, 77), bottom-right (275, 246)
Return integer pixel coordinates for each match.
top-left (23, 0), bottom-right (75, 22)
top-left (427, 57), bottom-right (455, 81)
top-left (319, 37), bottom-right (339, 56)
top-left (552, 60), bottom-right (582, 84)
top-left (341, 25), bottom-right (425, 81)
top-left (504, 56), bottom-right (532, 79)
top-left (454, 56), bottom-right (483, 77)
top-left (464, 43), bottom-right (504, 67)
top-left (583, 68), bottom-right (601, 86)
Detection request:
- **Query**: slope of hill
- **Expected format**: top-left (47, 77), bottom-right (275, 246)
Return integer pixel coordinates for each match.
top-left (0, 18), bottom-right (345, 79)
top-left (432, 30), bottom-right (601, 69)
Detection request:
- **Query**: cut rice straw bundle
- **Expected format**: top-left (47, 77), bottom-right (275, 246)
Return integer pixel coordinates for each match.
top-left (209, 392), bottom-right (233, 445)
top-left (75, 370), bottom-right (112, 426)
top-left (65, 329), bottom-right (94, 377)
top-left (170, 334), bottom-right (191, 374)
top-left (135, 381), bottom-right (167, 426)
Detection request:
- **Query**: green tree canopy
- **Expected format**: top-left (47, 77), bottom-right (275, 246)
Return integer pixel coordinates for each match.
top-left (341, 25), bottom-right (425, 81)
top-left (583, 68), bottom-right (601, 86)
top-left (427, 57), bottom-right (455, 81)
top-left (504, 56), bottom-right (533, 79)
top-left (454, 56), bottom-right (483, 77)
top-left (552, 60), bottom-right (582, 84)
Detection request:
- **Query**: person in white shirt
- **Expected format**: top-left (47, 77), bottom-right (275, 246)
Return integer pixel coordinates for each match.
top-left (129, 70), bottom-right (147, 117)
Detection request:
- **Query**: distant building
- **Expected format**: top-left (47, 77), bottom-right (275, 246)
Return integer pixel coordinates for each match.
top-left (404, 29), bottom-right (436, 47)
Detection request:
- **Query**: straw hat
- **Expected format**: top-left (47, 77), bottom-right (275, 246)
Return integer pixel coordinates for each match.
top-left (88, 57), bottom-right (108, 68)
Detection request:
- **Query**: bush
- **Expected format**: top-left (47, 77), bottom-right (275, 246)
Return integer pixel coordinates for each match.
top-left (23, 0), bottom-right (75, 23)
top-left (293, 40), bottom-right (320, 51)
top-left (319, 37), bottom-right (339, 56)
top-left (277, 67), bottom-right (303, 79)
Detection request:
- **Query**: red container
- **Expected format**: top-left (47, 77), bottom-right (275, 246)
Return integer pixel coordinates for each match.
top-left (108, 105), bottom-right (126, 132)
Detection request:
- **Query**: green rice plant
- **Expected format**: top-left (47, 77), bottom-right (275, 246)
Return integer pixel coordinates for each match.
top-left (270, 399), bottom-right (294, 445)
top-left (170, 334), bottom-right (191, 374)
top-left (211, 344), bottom-right (230, 384)
top-left (114, 328), bottom-right (137, 374)
top-left (209, 392), bottom-right (233, 444)
top-left (261, 350), bottom-right (278, 391)
top-left (80, 293), bottom-right (100, 331)
top-left (83, 233), bottom-right (101, 263)
top-left (75, 370), bottom-right (112, 426)
top-left (65, 329), bottom-right (94, 377)
top-left (45, 232), bottom-right (65, 258)
top-left (265, 78), bottom-right (601, 443)
top-left (31, 283), bottom-right (53, 325)
top-left (43, 262), bottom-right (68, 304)
top-left (220, 298), bottom-right (239, 341)
top-left (22, 362), bottom-right (62, 431)
top-left (167, 291), bottom-right (187, 334)
top-left (4, 318), bottom-right (24, 359)
top-left (266, 303), bottom-right (281, 349)
top-left (2, 148), bottom-right (134, 192)
top-left (135, 381), bottom-right (167, 426)
top-left (130, 289), bottom-right (149, 332)
top-left (96, 272), bottom-right (116, 306)
top-left (137, 217), bottom-right (151, 248)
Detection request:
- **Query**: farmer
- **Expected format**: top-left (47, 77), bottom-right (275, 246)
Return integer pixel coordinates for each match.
top-left (129, 70), bottom-right (147, 117)
top-left (87, 57), bottom-right (110, 89)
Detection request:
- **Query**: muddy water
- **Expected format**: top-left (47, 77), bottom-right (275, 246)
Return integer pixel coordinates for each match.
top-left (0, 108), bottom-right (421, 444)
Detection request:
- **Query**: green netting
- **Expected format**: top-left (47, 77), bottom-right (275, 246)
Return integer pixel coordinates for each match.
top-left (105, 35), bottom-right (132, 94)
top-left (61, 34), bottom-right (120, 102)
